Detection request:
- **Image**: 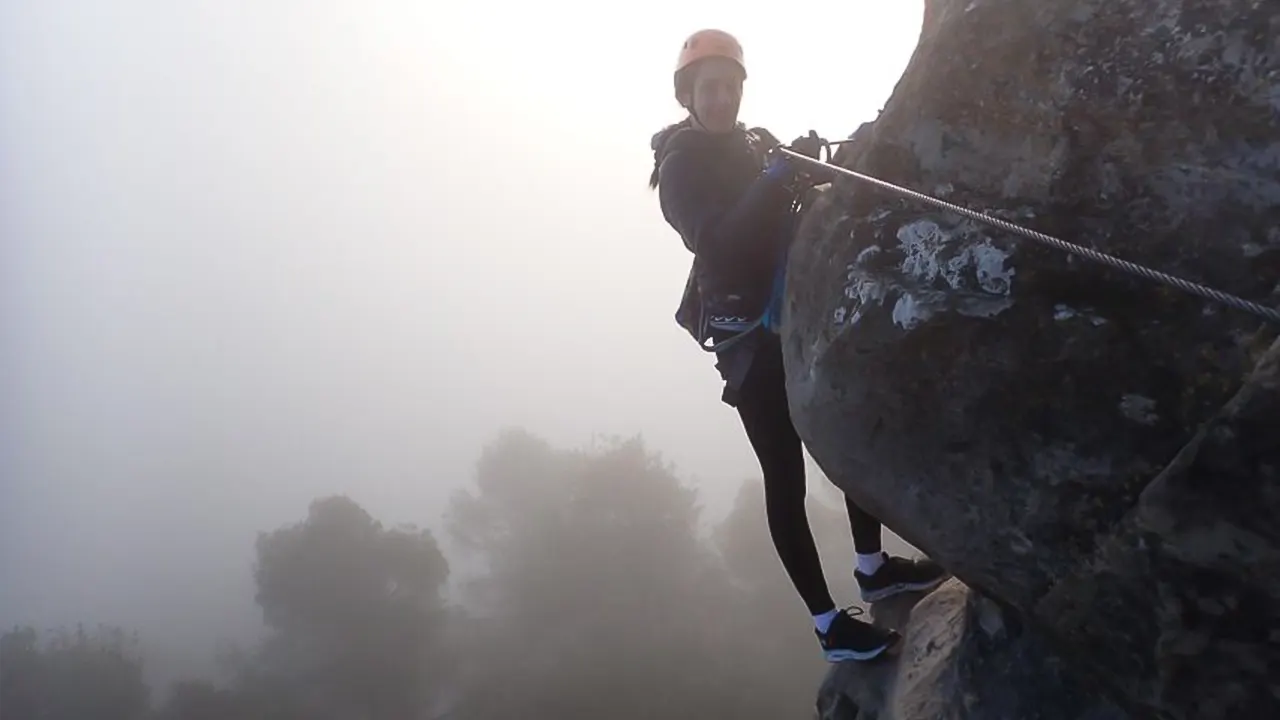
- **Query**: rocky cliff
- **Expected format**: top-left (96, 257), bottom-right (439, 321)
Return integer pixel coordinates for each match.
top-left (784, 1), bottom-right (1280, 718)
top-left (814, 581), bottom-right (1128, 720)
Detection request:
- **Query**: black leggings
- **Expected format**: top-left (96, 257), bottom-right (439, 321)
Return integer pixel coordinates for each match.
top-left (734, 339), bottom-right (882, 616)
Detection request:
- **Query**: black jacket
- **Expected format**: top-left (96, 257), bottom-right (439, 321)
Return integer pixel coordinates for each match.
top-left (650, 121), bottom-right (801, 350)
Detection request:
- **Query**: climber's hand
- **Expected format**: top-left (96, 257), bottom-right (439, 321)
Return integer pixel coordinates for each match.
top-left (764, 145), bottom-right (795, 180)
top-left (782, 132), bottom-right (836, 188)
top-left (766, 131), bottom-right (835, 188)
top-left (788, 130), bottom-right (826, 160)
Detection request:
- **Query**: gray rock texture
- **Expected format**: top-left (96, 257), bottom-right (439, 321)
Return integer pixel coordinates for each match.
top-left (815, 581), bottom-right (1128, 720)
top-left (785, 1), bottom-right (1280, 717)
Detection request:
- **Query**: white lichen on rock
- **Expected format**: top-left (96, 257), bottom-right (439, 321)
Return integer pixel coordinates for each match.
top-left (834, 218), bottom-right (1016, 330)
top-left (1119, 394), bottom-right (1160, 425)
top-left (892, 292), bottom-right (935, 330)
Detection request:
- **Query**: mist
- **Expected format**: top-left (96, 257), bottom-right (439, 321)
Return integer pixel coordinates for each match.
top-left (1, 0), bottom-right (925, 706)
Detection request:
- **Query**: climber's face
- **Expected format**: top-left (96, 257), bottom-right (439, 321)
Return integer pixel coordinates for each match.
top-left (688, 57), bottom-right (743, 133)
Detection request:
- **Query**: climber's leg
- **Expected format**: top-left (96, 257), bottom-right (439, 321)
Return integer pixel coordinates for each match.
top-left (840, 480), bottom-right (948, 602)
top-left (735, 341), bottom-right (834, 618)
top-left (848, 496), bottom-right (949, 601)
top-left (845, 495), bottom-right (884, 560)
top-left (735, 336), bottom-right (900, 661)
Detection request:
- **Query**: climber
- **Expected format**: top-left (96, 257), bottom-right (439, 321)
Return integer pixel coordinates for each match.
top-left (648, 28), bottom-right (948, 663)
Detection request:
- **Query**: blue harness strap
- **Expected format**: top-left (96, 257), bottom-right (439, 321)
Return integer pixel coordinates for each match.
top-left (760, 252), bottom-right (788, 334)
top-left (761, 194), bottom-right (805, 334)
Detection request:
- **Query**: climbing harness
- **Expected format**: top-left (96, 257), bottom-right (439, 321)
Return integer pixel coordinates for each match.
top-left (690, 135), bottom-right (829, 355)
top-left (697, 192), bottom-right (811, 354)
top-left (775, 144), bottom-right (1280, 326)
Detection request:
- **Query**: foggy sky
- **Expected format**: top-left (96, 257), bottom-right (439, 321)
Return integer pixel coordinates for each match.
top-left (1, 0), bottom-right (923, 684)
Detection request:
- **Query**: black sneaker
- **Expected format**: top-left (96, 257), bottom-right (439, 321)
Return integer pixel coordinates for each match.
top-left (855, 553), bottom-right (948, 603)
top-left (815, 607), bottom-right (900, 662)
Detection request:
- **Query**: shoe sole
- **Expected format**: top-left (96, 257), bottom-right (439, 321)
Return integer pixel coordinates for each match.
top-left (823, 637), bottom-right (898, 662)
top-left (858, 575), bottom-right (948, 603)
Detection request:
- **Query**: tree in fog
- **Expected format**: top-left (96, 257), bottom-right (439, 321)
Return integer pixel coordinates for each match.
top-left (0, 624), bottom-right (150, 720)
top-left (5, 444), bottom-right (873, 720)
top-left (247, 494), bottom-right (452, 719)
top-left (444, 428), bottom-right (742, 718)
top-left (149, 494), bottom-right (454, 720)
top-left (152, 680), bottom-right (241, 720)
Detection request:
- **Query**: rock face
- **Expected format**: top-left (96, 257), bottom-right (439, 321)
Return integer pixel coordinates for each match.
top-left (784, 1), bottom-right (1280, 718)
top-left (815, 581), bottom-right (1128, 720)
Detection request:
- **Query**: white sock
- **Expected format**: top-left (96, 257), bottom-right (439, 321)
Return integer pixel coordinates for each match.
top-left (857, 552), bottom-right (885, 576)
top-left (813, 608), bottom-right (840, 634)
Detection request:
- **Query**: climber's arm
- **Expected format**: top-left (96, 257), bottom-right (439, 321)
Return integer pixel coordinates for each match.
top-left (656, 148), bottom-right (795, 265)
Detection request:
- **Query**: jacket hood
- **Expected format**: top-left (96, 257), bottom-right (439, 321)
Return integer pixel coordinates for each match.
top-left (649, 120), bottom-right (749, 188)
top-left (651, 120), bottom-right (693, 163)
